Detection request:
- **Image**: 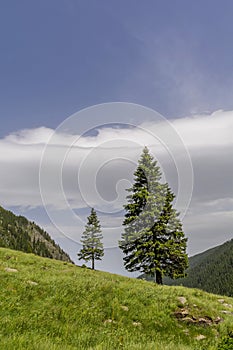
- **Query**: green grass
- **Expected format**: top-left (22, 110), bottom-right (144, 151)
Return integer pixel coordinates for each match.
top-left (0, 248), bottom-right (233, 349)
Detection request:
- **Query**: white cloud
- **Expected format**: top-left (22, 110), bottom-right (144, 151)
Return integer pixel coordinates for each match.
top-left (172, 110), bottom-right (233, 147)
top-left (0, 110), bottom-right (232, 256)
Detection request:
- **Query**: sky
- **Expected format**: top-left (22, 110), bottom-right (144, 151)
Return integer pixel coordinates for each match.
top-left (0, 1), bottom-right (232, 275)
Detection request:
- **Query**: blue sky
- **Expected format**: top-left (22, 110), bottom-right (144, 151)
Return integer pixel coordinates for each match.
top-left (0, 1), bottom-right (233, 274)
top-left (1, 0), bottom-right (233, 136)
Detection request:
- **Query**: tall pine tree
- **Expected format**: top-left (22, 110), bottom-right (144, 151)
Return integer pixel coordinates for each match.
top-left (119, 147), bottom-right (188, 284)
top-left (78, 208), bottom-right (104, 270)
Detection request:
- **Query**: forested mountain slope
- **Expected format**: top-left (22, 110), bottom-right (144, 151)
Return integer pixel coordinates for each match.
top-left (0, 205), bottom-right (72, 263)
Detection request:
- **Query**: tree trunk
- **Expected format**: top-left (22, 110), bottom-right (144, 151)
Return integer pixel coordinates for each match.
top-left (156, 270), bottom-right (163, 285)
top-left (92, 256), bottom-right (95, 270)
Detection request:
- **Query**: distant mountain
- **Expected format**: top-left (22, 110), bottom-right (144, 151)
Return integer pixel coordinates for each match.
top-left (0, 205), bottom-right (72, 263)
top-left (139, 239), bottom-right (233, 297)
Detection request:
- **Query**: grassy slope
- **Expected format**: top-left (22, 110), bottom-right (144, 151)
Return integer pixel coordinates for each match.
top-left (0, 248), bottom-right (233, 350)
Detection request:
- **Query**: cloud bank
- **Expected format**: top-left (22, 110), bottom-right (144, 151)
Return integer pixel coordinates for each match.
top-left (0, 110), bottom-right (232, 257)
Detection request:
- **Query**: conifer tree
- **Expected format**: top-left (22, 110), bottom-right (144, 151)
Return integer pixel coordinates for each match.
top-left (119, 147), bottom-right (188, 284)
top-left (78, 208), bottom-right (104, 270)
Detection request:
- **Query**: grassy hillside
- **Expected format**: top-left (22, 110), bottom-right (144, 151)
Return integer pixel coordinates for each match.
top-left (1, 248), bottom-right (233, 350)
top-left (0, 205), bottom-right (72, 263)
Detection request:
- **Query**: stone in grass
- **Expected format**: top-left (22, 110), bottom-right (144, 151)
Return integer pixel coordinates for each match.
top-left (177, 297), bottom-right (187, 305)
top-left (213, 316), bottom-right (223, 324)
top-left (104, 319), bottom-right (116, 324)
top-left (223, 303), bottom-right (232, 308)
top-left (182, 317), bottom-right (197, 324)
top-left (198, 317), bottom-right (212, 326)
top-left (195, 334), bottom-right (206, 340)
top-left (120, 305), bottom-right (129, 311)
top-left (27, 280), bottom-right (38, 286)
top-left (132, 322), bottom-right (141, 326)
top-left (174, 308), bottom-right (189, 318)
top-left (221, 310), bottom-right (233, 315)
top-left (4, 267), bottom-right (18, 273)
top-left (217, 299), bottom-right (225, 304)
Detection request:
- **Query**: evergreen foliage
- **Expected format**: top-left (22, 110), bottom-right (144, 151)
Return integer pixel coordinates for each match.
top-left (78, 208), bottom-right (104, 270)
top-left (0, 205), bottom-right (72, 262)
top-left (119, 147), bottom-right (188, 284)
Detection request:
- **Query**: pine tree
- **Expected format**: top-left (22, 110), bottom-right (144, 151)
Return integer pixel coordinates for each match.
top-left (78, 208), bottom-right (104, 270)
top-left (119, 147), bottom-right (188, 284)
